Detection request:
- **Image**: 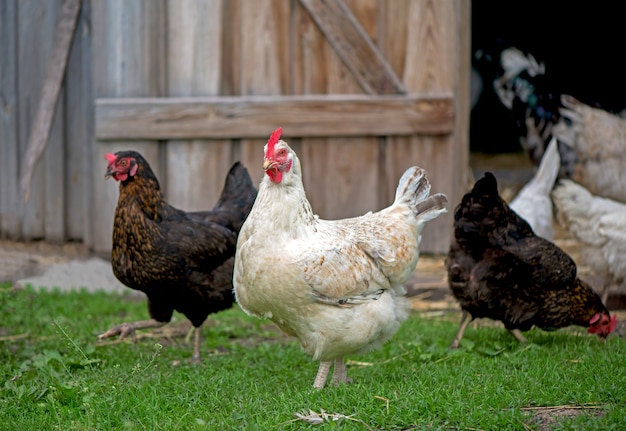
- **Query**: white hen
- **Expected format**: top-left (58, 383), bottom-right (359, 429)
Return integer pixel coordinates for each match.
top-left (233, 128), bottom-right (448, 389)
top-left (509, 137), bottom-right (560, 240)
top-left (552, 95), bottom-right (626, 203)
top-left (552, 179), bottom-right (626, 303)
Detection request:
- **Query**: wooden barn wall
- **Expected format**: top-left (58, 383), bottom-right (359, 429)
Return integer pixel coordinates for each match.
top-left (2, 0), bottom-right (469, 255)
top-left (0, 0), bottom-right (93, 243)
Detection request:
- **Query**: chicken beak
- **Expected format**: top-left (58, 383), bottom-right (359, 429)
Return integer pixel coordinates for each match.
top-left (104, 167), bottom-right (114, 180)
top-left (263, 159), bottom-right (276, 171)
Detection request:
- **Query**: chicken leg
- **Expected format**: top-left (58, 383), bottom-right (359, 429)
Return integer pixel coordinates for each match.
top-left (98, 319), bottom-right (165, 343)
top-left (100, 320), bottom-right (205, 364)
top-left (507, 328), bottom-right (527, 344)
top-left (314, 361), bottom-right (332, 389)
top-left (331, 358), bottom-right (352, 385)
top-left (450, 310), bottom-right (472, 349)
top-left (192, 326), bottom-right (202, 364)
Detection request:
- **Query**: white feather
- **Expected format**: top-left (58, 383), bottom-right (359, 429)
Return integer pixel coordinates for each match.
top-left (510, 138), bottom-right (560, 239)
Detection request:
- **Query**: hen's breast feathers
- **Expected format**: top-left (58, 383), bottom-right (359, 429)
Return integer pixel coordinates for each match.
top-left (112, 194), bottom-right (237, 290)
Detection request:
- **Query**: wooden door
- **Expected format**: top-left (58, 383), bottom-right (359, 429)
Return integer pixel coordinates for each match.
top-left (92, 0), bottom-right (469, 253)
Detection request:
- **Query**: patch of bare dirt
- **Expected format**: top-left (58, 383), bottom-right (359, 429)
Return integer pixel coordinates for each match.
top-left (0, 239), bottom-right (94, 283)
top-left (522, 404), bottom-right (604, 431)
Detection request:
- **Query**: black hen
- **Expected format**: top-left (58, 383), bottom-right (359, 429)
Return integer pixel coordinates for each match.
top-left (99, 150), bottom-right (257, 362)
top-left (446, 172), bottom-right (616, 348)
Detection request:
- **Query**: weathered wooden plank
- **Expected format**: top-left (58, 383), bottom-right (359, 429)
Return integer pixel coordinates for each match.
top-left (301, 137), bottom-right (379, 219)
top-left (403, 0), bottom-right (451, 93)
top-left (290, 1), bottom-right (378, 219)
top-left (95, 94), bottom-right (454, 139)
top-left (65, 0), bottom-right (93, 241)
top-left (377, 0), bottom-right (410, 81)
top-left (292, 0), bottom-right (371, 191)
top-left (382, 0), bottom-right (467, 254)
top-left (20, 0), bottom-right (80, 205)
top-left (91, 0), bottom-right (165, 253)
top-left (220, 0), bottom-right (241, 96)
top-left (239, 0), bottom-right (290, 95)
top-left (43, 88), bottom-right (66, 242)
top-left (18, 0), bottom-right (63, 239)
top-left (345, 0), bottom-right (377, 41)
top-left (235, 0), bottom-right (292, 189)
top-left (165, 0), bottom-right (232, 212)
top-left (378, 0), bottom-right (412, 211)
top-left (454, 0), bottom-right (472, 203)
top-left (292, 1), bottom-right (331, 95)
top-left (313, 0), bottom-right (379, 217)
top-left (298, 0), bottom-right (405, 95)
top-left (39, 0), bottom-right (80, 242)
top-left (0, 0), bottom-right (21, 238)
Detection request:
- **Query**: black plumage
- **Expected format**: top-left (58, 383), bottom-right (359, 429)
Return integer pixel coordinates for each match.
top-left (446, 172), bottom-right (616, 348)
top-left (99, 150), bottom-right (257, 362)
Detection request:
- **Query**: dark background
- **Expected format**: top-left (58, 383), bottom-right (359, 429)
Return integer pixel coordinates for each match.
top-left (470, 1), bottom-right (625, 153)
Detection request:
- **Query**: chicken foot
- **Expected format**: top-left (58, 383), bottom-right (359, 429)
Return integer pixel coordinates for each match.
top-left (507, 328), bottom-right (527, 344)
top-left (331, 358), bottom-right (352, 385)
top-left (100, 320), bottom-right (204, 364)
top-left (313, 358), bottom-right (353, 389)
top-left (450, 310), bottom-right (472, 349)
top-left (314, 361), bottom-right (332, 389)
top-left (97, 319), bottom-right (165, 343)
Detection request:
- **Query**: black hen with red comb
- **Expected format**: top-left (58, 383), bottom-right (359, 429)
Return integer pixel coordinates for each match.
top-left (99, 150), bottom-right (257, 362)
top-left (446, 172), bottom-right (616, 348)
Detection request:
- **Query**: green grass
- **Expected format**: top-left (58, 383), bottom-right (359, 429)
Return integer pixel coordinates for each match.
top-left (1, 283), bottom-right (625, 430)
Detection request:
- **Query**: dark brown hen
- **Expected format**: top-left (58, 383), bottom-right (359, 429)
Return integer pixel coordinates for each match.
top-left (98, 150), bottom-right (257, 362)
top-left (446, 172), bottom-right (616, 348)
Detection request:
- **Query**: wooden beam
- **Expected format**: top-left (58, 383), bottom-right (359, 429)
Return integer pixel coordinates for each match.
top-left (298, 0), bottom-right (405, 95)
top-left (95, 94), bottom-right (454, 140)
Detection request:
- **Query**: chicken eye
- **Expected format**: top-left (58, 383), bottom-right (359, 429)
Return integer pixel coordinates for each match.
top-left (278, 149), bottom-right (286, 157)
top-left (120, 160), bottom-right (127, 167)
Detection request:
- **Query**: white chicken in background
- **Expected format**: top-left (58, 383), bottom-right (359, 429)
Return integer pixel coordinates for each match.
top-left (233, 128), bottom-right (448, 389)
top-left (551, 95), bottom-right (626, 203)
top-left (552, 178), bottom-right (626, 303)
top-left (494, 47), bottom-right (626, 203)
top-left (509, 137), bottom-right (560, 240)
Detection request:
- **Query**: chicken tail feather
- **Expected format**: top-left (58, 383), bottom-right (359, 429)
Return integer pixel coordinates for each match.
top-left (394, 167), bottom-right (448, 221)
top-left (213, 162), bottom-right (257, 211)
top-left (394, 167), bottom-right (428, 204)
top-left (527, 137), bottom-right (560, 195)
top-left (208, 161), bottom-right (258, 231)
top-left (414, 194), bottom-right (449, 221)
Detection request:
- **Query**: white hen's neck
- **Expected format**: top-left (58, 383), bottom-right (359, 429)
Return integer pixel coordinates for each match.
top-left (255, 167), bottom-right (318, 233)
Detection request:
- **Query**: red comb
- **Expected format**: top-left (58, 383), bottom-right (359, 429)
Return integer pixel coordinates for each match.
top-left (104, 153), bottom-right (117, 164)
top-left (265, 127), bottom-right (283, 157)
